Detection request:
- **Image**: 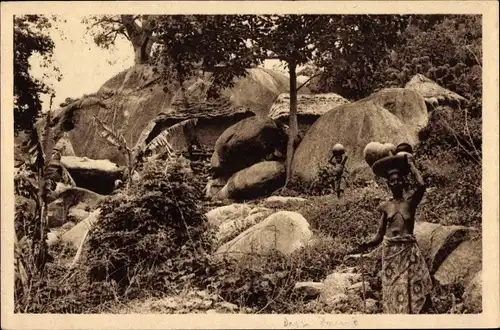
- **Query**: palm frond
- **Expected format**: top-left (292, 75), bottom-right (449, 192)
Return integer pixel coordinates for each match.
top-left (145, 130), bottom-right (174, 157)
top-left (131, 120), bottom-right (158, 160)
top-left (92, 115), bottom-right (130, 152)
top-left (60, 163), bottom-right (77, 187)
top-left (36, 111), bottom-right (55, 166)
top-left (145, 118), bottom-right (199, 156)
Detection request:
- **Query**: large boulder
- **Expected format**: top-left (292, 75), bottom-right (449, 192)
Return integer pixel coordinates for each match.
top-left (50, 65), bottom-right (292, 165)
top-left (214, 161), bottom-right (285, 200)
top-left (365, 222), bottom-right (473, 275)
top-left (462, 270), bottom-right (482, 313)
top-left (433, 236), bottom-right (482, 287)
top-left (61, 156), bottom-right (123, 195)
top-left (47, 187), bottom-right (105, 228)
top-left (210, 117), bottom-right (288, 177)
top-left (214, 211), bottom-right (313, 260)
top-left (291, 88), bottom-right (428, 183)
top-left (413, 222), bottom-right (472, 274)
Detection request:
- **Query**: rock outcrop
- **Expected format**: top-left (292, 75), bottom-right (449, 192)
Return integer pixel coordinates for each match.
top-left (413, 222), bottom-right (472, 274)
top-left (210, 117), bottom-right (288, 178)
top-left (462, 270), bottom-right (482, 313)
top-left (214, 161), bottom-right (286, 200)
top-left (61, 156), bottom-right (123, 195)
top-left (291, 88), bottom-right (428, 183)
top-left (50, 65), bottom-right (293, 165)
top-left (214, 211), bottom-right (313, 261)
top-left (433, 236), bottom-right (482, 286)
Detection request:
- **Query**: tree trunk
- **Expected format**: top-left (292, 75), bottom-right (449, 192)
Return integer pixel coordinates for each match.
top-left (285, 60), bottom-right (298, 186)
top-left (121, 15), bottom-right (152, 64)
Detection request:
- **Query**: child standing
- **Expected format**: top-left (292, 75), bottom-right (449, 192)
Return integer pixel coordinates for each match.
top-left (328, 143), bottom-right (349, 198)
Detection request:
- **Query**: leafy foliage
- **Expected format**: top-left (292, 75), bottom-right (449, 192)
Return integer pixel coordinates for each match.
top-left (311, 15), bottom-right (410, 99)
top-left (14, 15), bottom-right (62, 133)
top-left (151, 15), bottom-right (264, 97)
top-left (82, 15), bottom-right (158, 64)
top-left (312, 15), bottom-right (482, 108)
top-left (144, 118), bottom-right (198, 158)
top-left (85, 157), bottom-right (212, 293)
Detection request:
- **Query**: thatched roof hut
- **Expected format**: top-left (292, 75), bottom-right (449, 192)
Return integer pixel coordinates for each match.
top-left (45, 65), bottom-right (292, 165)
top-left (268, 93), bottom-right (349, 120)
top-left (268, 93), bottom-right (349, 135)
top-left (405, 74), bottom-right (467, 108)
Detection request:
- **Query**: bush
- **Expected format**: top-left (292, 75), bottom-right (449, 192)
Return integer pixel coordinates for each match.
top-left (85, 156), bottom-right (214, 296)
top-left (413, 103), bottom-right (481, 228)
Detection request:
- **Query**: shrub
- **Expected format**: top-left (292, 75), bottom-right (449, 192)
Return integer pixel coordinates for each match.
top-left (85, 156), bottom-right (214, 297)
top-left (414, 105), bottom-right (481, 228)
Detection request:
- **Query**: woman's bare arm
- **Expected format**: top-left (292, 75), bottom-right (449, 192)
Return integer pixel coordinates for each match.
top-left (328, 154), bottom-right (335, 165)
top-left (408, 156), bottom-right (426, 210)
top-left (364, 211), bottom-right (387, 248)
top-left (341, 155), bottom-right (348, 166)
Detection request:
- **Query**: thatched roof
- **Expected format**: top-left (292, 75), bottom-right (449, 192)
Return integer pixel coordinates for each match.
top-left (292, 88), bottom-right (428, 183)
top-left (268, 93), bottom-right (349, 120)
top-left (155, 97), bottom-right (255, 128)
top-left (49, 65), bottom-right (291, 165)
top-left (405, 74), bottom-right (466, 106)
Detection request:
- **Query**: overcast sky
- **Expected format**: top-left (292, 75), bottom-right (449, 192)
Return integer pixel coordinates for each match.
top-left (29, 16), bottom-right (296, 111)
top-left (30, 16), bottom-right (134, 110)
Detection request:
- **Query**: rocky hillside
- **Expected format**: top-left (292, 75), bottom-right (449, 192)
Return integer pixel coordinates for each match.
top-left (55, 65), bottom-right (304, 165)
top-left (292, 76), bottom-right (467, 184)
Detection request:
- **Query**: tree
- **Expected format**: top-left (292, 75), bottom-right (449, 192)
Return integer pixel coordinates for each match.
top-left (82, 15), bottom-right (159, 64)
top-left (311, 15), bottom-right (411, 100)
top-left (151, 15), bottom-right (265, 97)
top-left (377, 15), bottom-right (482, 113)
top-left (254, 15), bottom-right (333, 184)
top-left (152, 15), bottom-right (336, 185)
top-left (14, 15), bottom-right (61, 133)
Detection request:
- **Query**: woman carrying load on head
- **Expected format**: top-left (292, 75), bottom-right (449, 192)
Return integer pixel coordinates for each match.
top-left (357, 142), bottom-right (433, 314)
top-left (328, 143), bottom-right (350, 198)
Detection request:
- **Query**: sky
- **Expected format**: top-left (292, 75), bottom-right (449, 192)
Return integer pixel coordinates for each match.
top-left (30, 16), bottom-right (134, 110)
top-left (30, 16), bottom-right (292, 111)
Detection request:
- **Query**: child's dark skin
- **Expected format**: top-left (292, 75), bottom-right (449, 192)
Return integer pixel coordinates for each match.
top-left (328, 152), bottom-right (349, 198)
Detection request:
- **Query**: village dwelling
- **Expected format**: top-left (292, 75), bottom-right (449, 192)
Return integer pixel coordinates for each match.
top-left (147, 97), bottom-right (255, 153)
top-left (268, 93), bottom-right (349, 136)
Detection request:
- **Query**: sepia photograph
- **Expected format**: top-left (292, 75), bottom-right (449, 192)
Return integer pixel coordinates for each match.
top-left (1, 1), bottom-right (499, 329)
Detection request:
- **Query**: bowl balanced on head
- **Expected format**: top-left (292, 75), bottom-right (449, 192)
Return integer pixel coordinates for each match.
top-left (352, 141), bottom-right (433, 314)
